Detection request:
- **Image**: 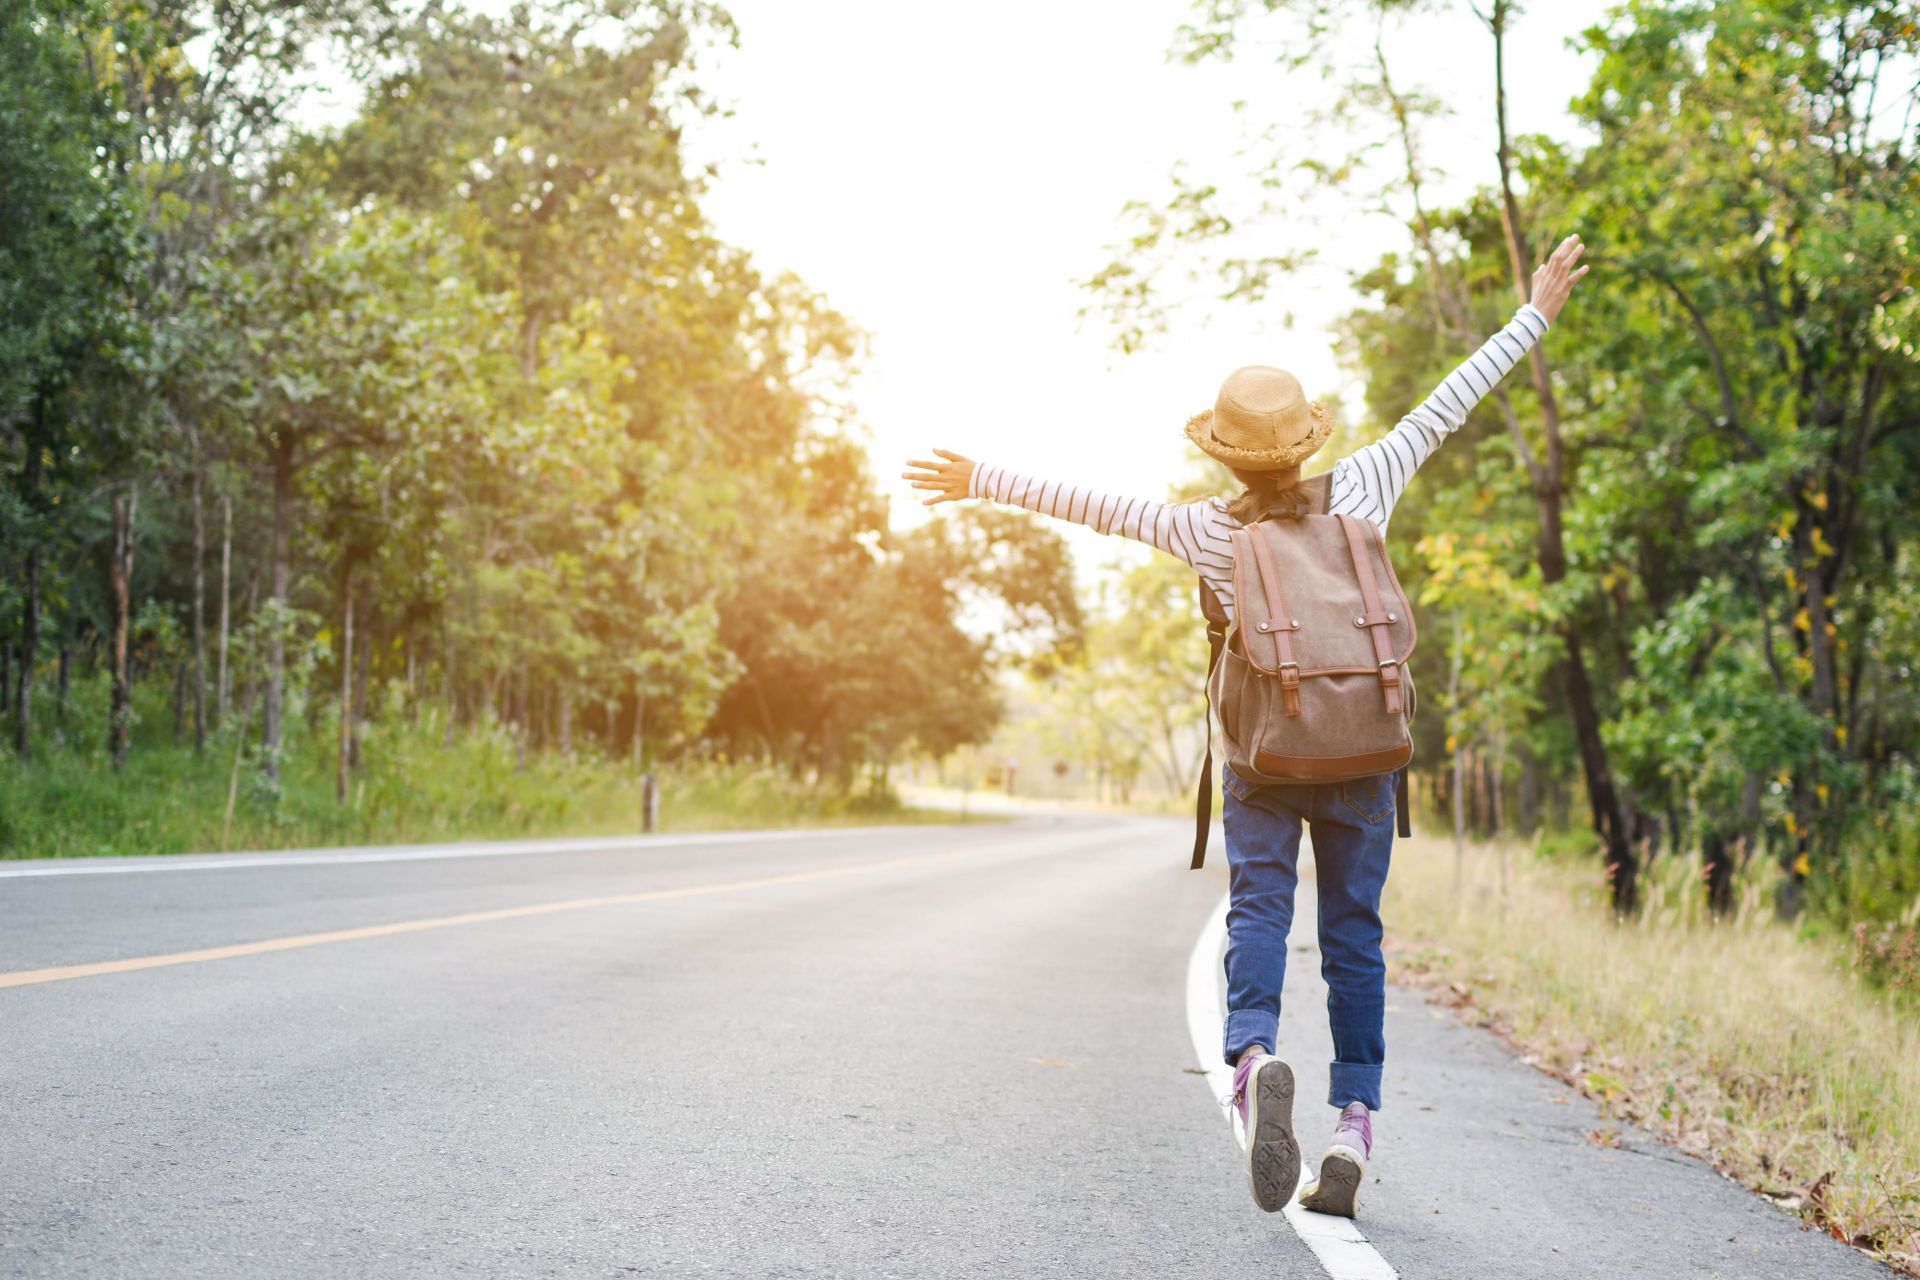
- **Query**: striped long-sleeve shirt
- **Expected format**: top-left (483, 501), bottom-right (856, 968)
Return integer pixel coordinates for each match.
top-left (968, 304), bottom-right (1550, 624)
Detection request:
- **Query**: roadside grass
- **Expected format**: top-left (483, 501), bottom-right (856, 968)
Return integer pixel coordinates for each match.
top-left (1383, 833), bottom-right (1920, 1277)
top-left (0, 706), bottom-right (988, 861)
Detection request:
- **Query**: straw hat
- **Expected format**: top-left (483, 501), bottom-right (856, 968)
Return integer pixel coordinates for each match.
top-left (1184, 365), bottom-right (1333, 472)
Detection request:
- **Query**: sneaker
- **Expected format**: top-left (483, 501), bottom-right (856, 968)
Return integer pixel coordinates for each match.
top-left (1231, 1052), bottom-right (1300, 1212)
top-left (1299, 1102), bottom-right (1372, 1218)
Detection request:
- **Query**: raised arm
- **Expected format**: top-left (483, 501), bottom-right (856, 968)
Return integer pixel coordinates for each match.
top-left (1333, 233), bottom-right (1589, 530)
top-left (901, 450), bottom-right (1231, 573)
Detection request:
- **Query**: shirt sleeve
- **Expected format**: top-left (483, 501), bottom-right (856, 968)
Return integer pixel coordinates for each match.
top-left (967, 463), bottom-right (1235, 573)
top-left (1329, 303), bottom-right (1550, 531)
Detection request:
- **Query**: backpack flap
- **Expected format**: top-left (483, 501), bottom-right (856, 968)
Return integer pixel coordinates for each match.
top-left (1223, 512), bottom-right (1419, 785)
top-left (1230, 518), bottom-right (1415, 681)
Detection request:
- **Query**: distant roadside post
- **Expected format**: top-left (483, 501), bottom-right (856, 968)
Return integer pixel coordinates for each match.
top-left (642, 773), bottom-right (660, 834)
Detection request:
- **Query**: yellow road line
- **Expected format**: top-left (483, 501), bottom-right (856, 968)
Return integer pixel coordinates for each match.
top-left (0, 841), bottom-right (1019, 991)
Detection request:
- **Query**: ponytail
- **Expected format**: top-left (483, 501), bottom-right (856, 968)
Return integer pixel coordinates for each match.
top-left (1224, 467), bottom-right (1305, 524)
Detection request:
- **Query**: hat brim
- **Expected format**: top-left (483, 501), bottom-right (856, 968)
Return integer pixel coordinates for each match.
top-left (1184, 401), bottom-right (1334, 472)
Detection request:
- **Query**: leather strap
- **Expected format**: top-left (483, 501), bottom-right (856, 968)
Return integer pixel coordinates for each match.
top-left (1337, 515), bottom-right (1404, 717)
top-left (1240, 525), bottom-right (1303, 716)
top-left (1192, 580), bottom-right (1228, 870)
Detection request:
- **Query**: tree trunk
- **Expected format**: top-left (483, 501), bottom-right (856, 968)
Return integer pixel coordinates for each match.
top-left (1703, 831), bottom-right (1736, 918)
top-left (1518, 744), bottom-right (1538, 835)
top-left (108, 488), bottom-right (137, 768)
top-left (1450, 609), bottom-right (1467, 894)
top-left (631, 683), bottom-right (646, 768)
top-left (1482, 729), bottom-right (1497, 840)
top-left (56, 645), bottom-right (69, 723)
top-left (217, 490), bottom-right (231, 722)
top-left (557, 684), bottom-right (572, 755)
top-left (261, 442), bottom-right (293, 787)
top-left (1558, 633), bottom-right (1636, 908)
top-left (1487, 0), bottom-right (1636, 911)
top-left (514, 664), bottom-right (529, 773)
top-left (338, 565), bottom-right (354, 805)
top-left (191, 463), bottom-right (207, 753)
top-left (223, 684), bottom-right (254, 852)
top-left (350, 586), bottom-right (370, 768)
top-left (442, 626), bottom-right (458, 747)
top-left (14, 546), bottom-right (38, 757)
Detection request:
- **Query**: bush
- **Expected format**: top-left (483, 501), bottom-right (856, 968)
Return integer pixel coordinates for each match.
top-left (0, 704), bottom-right (962, 861)
top-left (1854, 923), bottom-right (1920, 997)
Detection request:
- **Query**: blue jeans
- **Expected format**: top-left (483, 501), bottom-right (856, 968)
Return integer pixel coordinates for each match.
top-left (1220, 763), bottom-right (1395, 1111)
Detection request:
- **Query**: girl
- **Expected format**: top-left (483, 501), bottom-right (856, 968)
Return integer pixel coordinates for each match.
top-left (904, 235), bottom-right (1589, 1218)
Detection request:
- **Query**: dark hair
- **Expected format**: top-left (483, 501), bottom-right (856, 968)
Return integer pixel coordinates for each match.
top-left (1223, 467), bottom-right (1303, 525)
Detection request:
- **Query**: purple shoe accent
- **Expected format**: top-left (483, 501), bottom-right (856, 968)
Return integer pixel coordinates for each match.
top-left (1333, 1102), bottom-right (1373, 1159)
top-left (1300, 1103), bottom-right (1372, 1218)
top-left (1230, 1052), bottom-right (1264, 1130)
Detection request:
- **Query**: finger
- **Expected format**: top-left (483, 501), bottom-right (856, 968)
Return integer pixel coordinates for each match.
top-left (905, 458), bottom-right (945, 471)
top-left (1570, 264), bottom-right (1590, 281)
top-left (932, 448), bottom-right (964, 461)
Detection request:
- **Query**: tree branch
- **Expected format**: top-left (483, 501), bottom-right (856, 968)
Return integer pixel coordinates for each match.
top-left (1645, 268), bottom-right (1760, 457)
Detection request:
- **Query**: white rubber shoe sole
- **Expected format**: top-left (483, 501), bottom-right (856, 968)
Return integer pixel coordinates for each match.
top-left (1299, 1143), bottom-right (1366, 1218)
top-left (1244, 1058), bottom-right (1301, 1212)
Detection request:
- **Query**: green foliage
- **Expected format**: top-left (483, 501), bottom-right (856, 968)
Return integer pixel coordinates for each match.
top-left (0, 707), bottom-right (946, 860)
top-left (1093, 0), bottom-right (1920, 929)
top-left (3, 0), bottom-right (1079, 848)
top-left (1028, 552), bottom-right (1207, 801)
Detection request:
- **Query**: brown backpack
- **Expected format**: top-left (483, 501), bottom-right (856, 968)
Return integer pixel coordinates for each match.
top-left (1191, 473), bottom-right (1417, 868)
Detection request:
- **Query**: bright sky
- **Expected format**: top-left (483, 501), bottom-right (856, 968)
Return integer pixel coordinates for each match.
top-left (683, 0), bottom-right (1613, 569)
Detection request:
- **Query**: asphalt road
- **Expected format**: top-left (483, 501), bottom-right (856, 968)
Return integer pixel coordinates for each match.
top-left (0, 816), bottom-right (1890, 1278)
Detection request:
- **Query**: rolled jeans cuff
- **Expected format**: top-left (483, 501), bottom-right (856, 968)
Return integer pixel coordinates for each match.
top-left (1223, 1008), bottom-right (1280, 1066)
top-left (1329, 1060), bottom-right (1383, 1111)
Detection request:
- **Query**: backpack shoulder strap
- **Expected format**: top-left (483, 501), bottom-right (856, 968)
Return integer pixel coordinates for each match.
top-left (1198, 578), bottom-right (1230, 631)
top-left (1336, 513), bottom-right (1405, 717)
top-left (1192, 578), bottom-right (1229, 870)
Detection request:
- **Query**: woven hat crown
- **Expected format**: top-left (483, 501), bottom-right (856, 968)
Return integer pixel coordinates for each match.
top-left (1183, 365), bottom-right (1333, 472)
top-left (1213, 366), bottom-right (1314, 451)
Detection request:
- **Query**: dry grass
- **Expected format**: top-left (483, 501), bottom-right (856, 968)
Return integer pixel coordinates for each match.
top-left (1383, 833), bottom-right (1920, 1276)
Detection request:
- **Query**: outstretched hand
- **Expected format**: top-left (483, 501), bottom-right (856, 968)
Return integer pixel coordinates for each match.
top-left (902, 449), bottom-right (976, 506)
top-left (1529, 234), bottom-right (1589, 324)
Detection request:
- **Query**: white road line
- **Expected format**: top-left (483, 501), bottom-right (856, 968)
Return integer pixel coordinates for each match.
top-left (1185, 890), bottom-right (1400, 1280)
top-left (0, 823), bottom-right (1043, 879)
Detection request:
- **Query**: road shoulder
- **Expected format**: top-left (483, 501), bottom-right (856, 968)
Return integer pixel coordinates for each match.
top-left (1245, 860), bottom-right (1896, 1280)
